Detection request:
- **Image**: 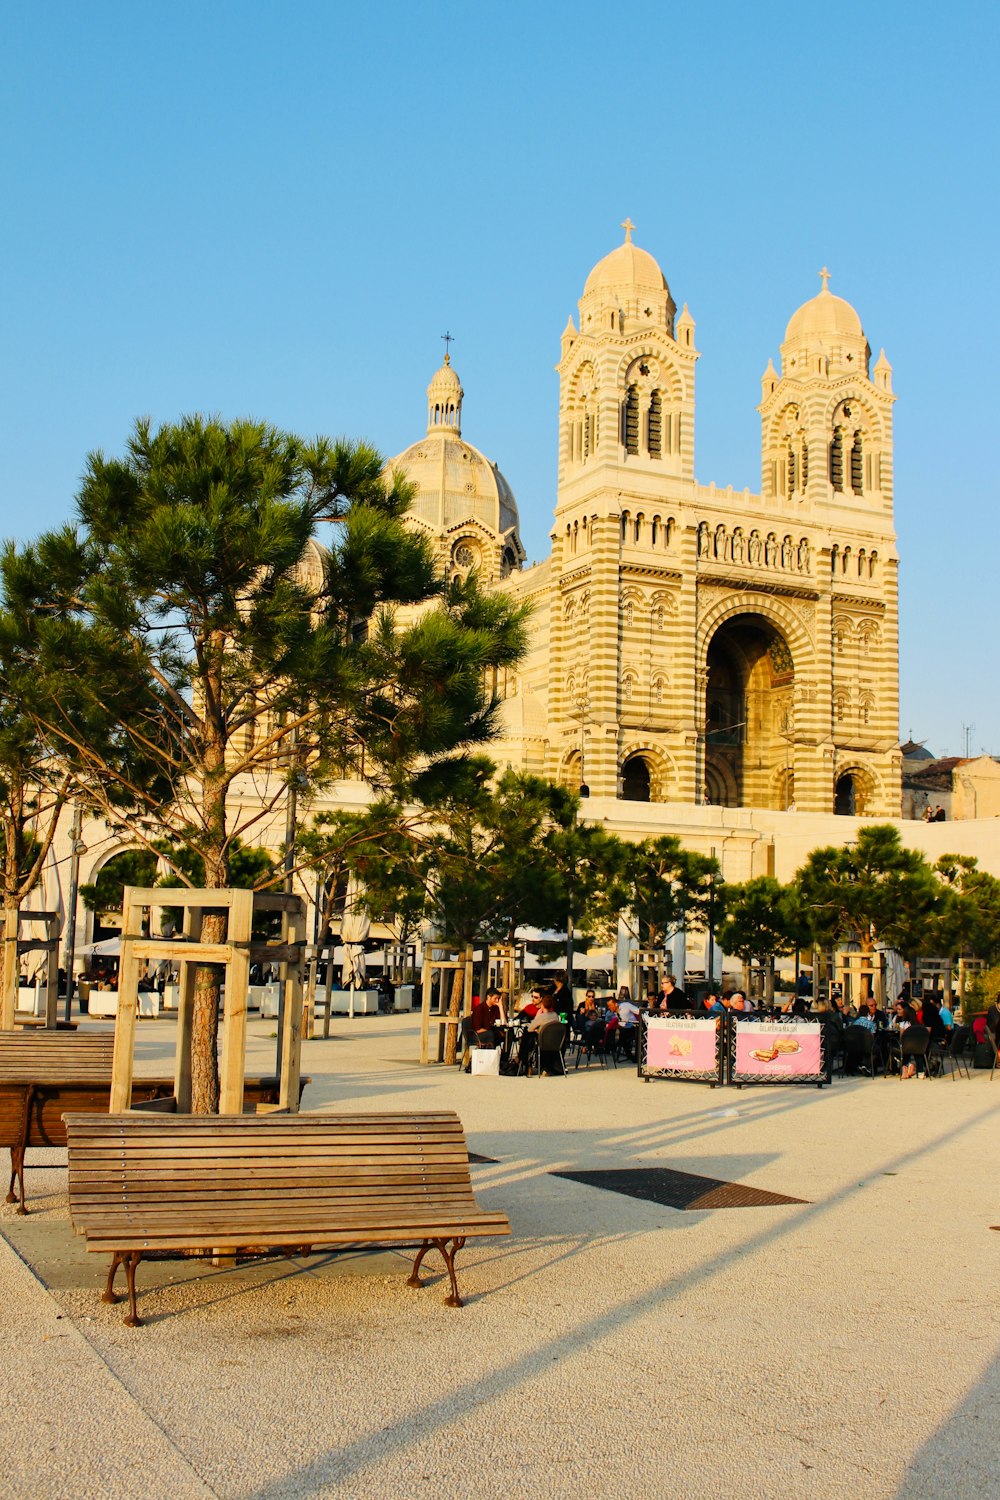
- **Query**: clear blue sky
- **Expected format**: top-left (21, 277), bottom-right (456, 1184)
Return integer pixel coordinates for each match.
top-left (2, 2), bottom-right (997, 755)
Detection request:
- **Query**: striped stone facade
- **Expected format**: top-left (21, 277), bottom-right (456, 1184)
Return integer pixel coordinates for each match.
top-left (393, 230), bottom-right (902, 818)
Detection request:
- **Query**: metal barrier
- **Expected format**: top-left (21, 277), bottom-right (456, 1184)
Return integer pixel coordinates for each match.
top-left (638, 1011), bottom-right (829, 1089)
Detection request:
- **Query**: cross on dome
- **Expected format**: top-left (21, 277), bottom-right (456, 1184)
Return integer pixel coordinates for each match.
top-left (621, 217), bottom-right (636, 243)
top-left (441, 329), bottom-right (455, 363)
top-left (819, 267), bottom-right (831, 292)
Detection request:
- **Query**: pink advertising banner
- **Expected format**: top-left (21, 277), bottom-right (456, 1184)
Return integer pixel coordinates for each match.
top-left (645, 1017), bottom-right (720, 1075)
top-left (732, 1021), bottom-right (823, 1080)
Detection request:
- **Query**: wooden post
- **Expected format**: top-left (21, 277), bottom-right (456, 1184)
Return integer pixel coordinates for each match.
top-left (219, 888), bottom-right (253, 1115)
top-left (279, 900), bottom-right (304, 1112)
top-left (174, 907), bottom-right (203, 1113)
top-left (1, 913), bottom-right (18, 1031)
top-left (110, 889), bottom-right (144, 1112)
top-left (44, 915), bottom-right (59, 1028)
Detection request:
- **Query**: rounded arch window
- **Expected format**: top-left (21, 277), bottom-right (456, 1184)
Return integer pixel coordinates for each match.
top-left (620, 755), bottom-right (652, 803)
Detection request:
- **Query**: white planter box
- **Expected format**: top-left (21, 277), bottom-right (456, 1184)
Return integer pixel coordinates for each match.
top-left (88, 991), bottom-right (119, 1018)
top-left (258, 985), bottom-right (282, 1019)
top-left (163, 985), bottom-right (179, 1011)
top-left (394, 985), bottom-right (415, 1011)
top-left (16, 984), bottom-right (43, 1016)
top-left (325, 989), bottom-right (379, 1016)
top-left (138, 990), bottom-right (160, 1018)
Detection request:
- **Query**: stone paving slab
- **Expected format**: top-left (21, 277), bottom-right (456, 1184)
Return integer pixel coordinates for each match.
top-left (3, 1014), bottom-right (1000, 1499)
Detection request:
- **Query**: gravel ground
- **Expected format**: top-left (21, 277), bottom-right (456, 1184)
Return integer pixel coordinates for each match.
top-left (3, 1012), bottom-right (999, 1500)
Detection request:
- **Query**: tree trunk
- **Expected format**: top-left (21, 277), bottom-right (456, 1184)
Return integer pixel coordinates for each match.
top-left (1, 894), bottom-right (19, 1031)
top-left (442, 955), bottom-right (466, 1066)
top-left (191, 706), bottom-right (229, 1114)
top-left (765, 957), bottom-right (775, 1004)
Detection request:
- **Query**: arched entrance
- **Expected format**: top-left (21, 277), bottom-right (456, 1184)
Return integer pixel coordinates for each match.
top-left (621, 754), bottom-right (652, 802)
top-left (834, 774), bottom-right (856, 816)
top-left (704, 614), bottom-right (795, 809)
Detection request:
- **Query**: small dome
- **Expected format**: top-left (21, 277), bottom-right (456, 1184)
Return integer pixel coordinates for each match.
top-left (427, 356), bottom-right (462, 398)
top-left (785, 279), bottom-right (864, 343)
top-left (584, 239), bottom-right (668, 297)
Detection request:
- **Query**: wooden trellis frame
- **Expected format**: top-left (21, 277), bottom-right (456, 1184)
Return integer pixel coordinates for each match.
top-left (419, 941), bottom-right (474, 1064)
top-left (834, 951), bottom-right (887, 1008)
top-left (1, 910), bottom-right (61, 1030)
top-left (110, 885), bottom-right (306, 1114)
top-left (630, 948), bottom-right (662, 1001)
top-left (487, 942), bottom-right (521, 1017)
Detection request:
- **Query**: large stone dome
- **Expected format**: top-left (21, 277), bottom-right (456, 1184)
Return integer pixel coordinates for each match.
top-left (785, 279), bottom-right (864, 343)
top-left (390, 430), bottom-right (520, 538)
top-left (584, 239), bottom-right (668, 298)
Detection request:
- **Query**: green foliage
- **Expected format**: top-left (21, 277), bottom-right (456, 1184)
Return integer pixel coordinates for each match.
top-left (602, 836), bottom-right (721, 950)
top-left (794, 824), bottom-right (942, 953)
top-left (927, 854), bottom-right (1000, 963)
top-left (961, 963), bottom-right (1000, 1018)
top-left (716, 877), bottom-right (802, 966)
top-left (80, 849), bottom-right (159, 913)
top-left (4, 415), bottom-right (529, 890)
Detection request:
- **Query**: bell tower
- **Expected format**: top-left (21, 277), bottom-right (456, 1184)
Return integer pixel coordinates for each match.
top-left (548, 223), bottom-right (699, 799)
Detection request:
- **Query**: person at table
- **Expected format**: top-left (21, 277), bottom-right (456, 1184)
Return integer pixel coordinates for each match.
top-left (657, 975), bottom-right (687, 1013)
top-left (572, 990), bottom-right (598, 1037)
top-left (518, 988), bottom-right (561, 1072)
top-left (701, 991), bottom-right (725, 1016)
top-left (921, 996), bottom-right (948, 1046)
top-left (470, 992), bottom-right (502, 1045)
top-left (937, 998), bottom-right (955, 1033)
top-left (615, 991), bottom-right (640, 1057)
top-left (517, 989), bottom-right (541, 1020)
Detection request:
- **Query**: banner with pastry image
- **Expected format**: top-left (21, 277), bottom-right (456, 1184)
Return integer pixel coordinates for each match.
top-left (644, 1016), bottom-right (720, 1076)
top-left (732, 1019), bottom-right (823, 1081)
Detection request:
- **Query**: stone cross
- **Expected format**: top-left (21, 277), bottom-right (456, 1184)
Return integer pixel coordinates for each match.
top-left (819, 267), bottom-right (831, 292)
top-left (621, 218), bottom-right (635, 243)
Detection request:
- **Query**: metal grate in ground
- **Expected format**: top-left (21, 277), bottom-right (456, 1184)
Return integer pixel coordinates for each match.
top-left (550, 1167), bottom-right (807, 1210)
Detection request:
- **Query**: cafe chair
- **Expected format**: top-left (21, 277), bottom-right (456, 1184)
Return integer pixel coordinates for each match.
top-left (534, 1021), bottom-right (568, 1077)
top-left (939, 1024), bottom-right (972, 1080)
top-left (898, 1024), bottom-right (932, 1079)
top-left (574, 1018), bottom-right (609, 1070)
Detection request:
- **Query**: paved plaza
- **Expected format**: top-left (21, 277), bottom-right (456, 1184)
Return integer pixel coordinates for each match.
top-left (2, 1012), bottom-right (999, 1500)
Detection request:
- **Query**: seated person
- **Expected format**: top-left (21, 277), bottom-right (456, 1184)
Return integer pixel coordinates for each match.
top-left (701, 991), bottom-right (726, 1015)
top-left (517, 989), bottom-right (542, 1020)
top-left (572, 990), bottom-right (599, 1036)
top-left (618, 992), bottom-right (640, 1028)
top-left (469, 992), bottom-right (502, 1046)
top-left (518, 988), bottom-right (561, 1071)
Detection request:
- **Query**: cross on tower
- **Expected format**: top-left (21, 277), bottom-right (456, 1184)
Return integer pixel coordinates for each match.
top-left (819, 266), bottom-right (831, 292)
top-left (441, 330), bottom-right (455, 363)
top-left (621, 217), bottom-right (635, 243)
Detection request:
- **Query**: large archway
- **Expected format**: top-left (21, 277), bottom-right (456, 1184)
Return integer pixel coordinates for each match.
top-left (704, 614), bottom-right (795, 809)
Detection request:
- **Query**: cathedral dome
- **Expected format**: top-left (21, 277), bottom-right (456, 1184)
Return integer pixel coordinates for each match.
top-left (785, 277), bottom-right (864, 343)
top-left (392, 432), bottom-right (520, 538)
top-left (389, 354), bottom-right (522, 551)
top-left (584, 239), bottom-right (668, 297)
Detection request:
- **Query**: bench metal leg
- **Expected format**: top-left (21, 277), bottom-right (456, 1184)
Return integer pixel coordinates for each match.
top-left (103, 1251), bottom-right (144, 1326)
top-left (407, 1236), bottom-right (468, 1307)
top-left (6, 1146), bottom-right (26, 1213)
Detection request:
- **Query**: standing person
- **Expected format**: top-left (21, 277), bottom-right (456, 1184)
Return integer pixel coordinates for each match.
top-left (658, 974), bottom-right (688, 1013)
top-left (550, 970), bottom-right (572, 1020)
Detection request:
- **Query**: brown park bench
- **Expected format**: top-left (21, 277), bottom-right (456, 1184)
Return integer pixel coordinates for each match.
top-left (1, 1032), bottom-right (307, 1212)
top-left (65, 1110), bottom-right (511, 1325)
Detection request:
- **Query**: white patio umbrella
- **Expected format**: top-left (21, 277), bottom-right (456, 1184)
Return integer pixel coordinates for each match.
top-left (340, 876), bottom-right (371, 1020)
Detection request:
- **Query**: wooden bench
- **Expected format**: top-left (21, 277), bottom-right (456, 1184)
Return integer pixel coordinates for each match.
top-left (0, 1033), bottom-right (306, 1212)
top-left (65, 1110), bottom-right (511, 1324)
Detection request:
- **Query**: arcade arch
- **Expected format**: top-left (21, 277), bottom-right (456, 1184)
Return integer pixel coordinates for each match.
top-left (703, 613), bottom-right (796, 809)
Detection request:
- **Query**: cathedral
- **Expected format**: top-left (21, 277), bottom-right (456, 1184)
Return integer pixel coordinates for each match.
top-left (388, 224), bottom-right (902, 820)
